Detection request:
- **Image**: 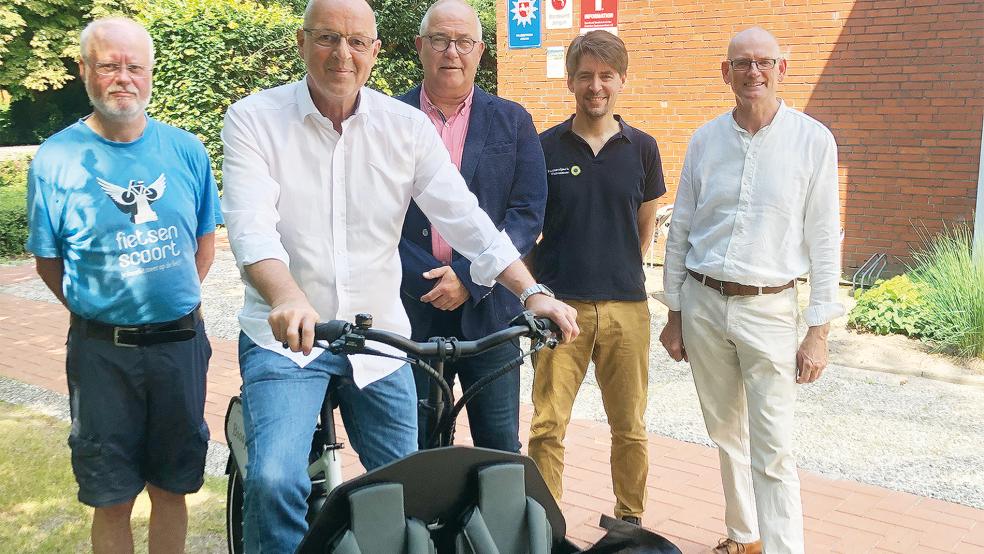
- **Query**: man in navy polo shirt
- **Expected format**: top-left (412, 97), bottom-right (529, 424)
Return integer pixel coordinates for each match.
top-left (527, 30), bottom-right (665, 526)
top-left (26, 17), bottom-right (220, 553)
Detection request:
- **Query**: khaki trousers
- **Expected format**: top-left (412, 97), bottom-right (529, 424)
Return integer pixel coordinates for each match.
top-left (681, 276), bottom-right (804, 554)
top-left (528, 299), bottom-right (650, 519)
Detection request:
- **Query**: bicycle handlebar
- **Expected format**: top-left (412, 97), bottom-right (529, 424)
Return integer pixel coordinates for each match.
top-left (313, 312), bottom-right (559, 359)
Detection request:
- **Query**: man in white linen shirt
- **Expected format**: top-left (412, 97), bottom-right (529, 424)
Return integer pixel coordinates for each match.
top-left (220, 0), bottom-right (578, 551)
top-left (658, 27), bottom-right (843, 554)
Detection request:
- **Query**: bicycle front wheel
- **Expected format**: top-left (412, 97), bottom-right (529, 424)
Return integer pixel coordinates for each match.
top-left (226, 460), bottom-right (245, 554)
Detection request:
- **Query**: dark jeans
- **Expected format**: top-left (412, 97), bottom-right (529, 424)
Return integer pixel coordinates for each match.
top-left (414, 310), bottom-right (522, 453)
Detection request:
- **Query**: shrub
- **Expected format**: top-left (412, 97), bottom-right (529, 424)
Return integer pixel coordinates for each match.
top-left (848, 274), bottom-right (937, 338)
top-left (909, 224), bottom-right (984, 358)
top-left (0, 155), bottom-right (31, 258)
top-left (138, 0), bottom-right (306, 183)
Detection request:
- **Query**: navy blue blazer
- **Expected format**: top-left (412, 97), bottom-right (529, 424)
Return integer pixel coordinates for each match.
top-left (397, 85), bottom-right (547, 340)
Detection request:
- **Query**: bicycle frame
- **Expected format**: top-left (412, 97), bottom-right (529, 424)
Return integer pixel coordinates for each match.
top-left (225, 312), bottom-right (558, 554)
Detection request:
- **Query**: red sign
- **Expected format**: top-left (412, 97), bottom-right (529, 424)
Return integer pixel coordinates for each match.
top-left (580, 0), bottom-right (617, 30)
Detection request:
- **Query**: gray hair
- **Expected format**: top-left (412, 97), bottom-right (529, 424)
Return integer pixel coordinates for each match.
top-left (80, 17), bottom-right (155, 64)
top-left (419, 0), bottom-right (482, 42)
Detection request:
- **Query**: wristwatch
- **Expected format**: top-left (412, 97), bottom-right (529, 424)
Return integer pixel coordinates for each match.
top-left (519, 284), bottom-right (555, 306)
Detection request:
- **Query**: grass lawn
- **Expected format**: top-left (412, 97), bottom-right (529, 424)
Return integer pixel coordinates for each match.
top-left (0, 401), bottom-right (228, 552)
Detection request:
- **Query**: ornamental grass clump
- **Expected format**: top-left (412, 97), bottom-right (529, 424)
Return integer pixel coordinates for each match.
top-left (909, 224), bottom-right (984, 358)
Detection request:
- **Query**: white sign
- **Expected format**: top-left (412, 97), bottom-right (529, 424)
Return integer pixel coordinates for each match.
top-left (546, 0), bottom-right (573, 29)
top-left (546, 47), bottom-right (565, 78)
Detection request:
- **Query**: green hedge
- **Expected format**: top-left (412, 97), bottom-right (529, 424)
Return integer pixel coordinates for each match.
top-left (0, 155), bottom-right (30, 258)
top-left (139, 0), bottom-right (306, 182)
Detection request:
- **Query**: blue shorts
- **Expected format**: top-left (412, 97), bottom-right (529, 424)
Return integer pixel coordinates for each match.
top-left (65, 319), bottom-right (212, 507)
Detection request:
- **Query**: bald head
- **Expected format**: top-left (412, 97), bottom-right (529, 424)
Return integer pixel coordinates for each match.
top-left (80, 17), bottom-right (155, 64)
top-left (727, 26), bottom-right (781, 60)
top-left (304, 0), bottom-right (378, 37)
top-left (420, 0), bottom-right (482, 42)
top-left (722, 26), bottom-right (787, 113)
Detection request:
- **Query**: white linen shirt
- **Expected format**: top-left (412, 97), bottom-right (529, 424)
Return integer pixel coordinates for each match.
top-left (221, 80), bottom-right (520, 387)
top-left (662, 101), bottom-right (845, 327)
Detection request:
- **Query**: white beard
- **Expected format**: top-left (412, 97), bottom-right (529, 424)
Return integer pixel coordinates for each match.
top-left (85, 81), bottom-right (152, 122)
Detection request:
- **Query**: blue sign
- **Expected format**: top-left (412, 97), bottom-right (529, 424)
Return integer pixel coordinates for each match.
top-left (508, 0), bottom-right (542, 49)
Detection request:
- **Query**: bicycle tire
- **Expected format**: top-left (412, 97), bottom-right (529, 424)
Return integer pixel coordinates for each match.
top-left (226, 461), bottom-right (245, 554)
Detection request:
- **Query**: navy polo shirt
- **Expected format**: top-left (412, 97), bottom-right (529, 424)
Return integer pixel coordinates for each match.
top-left (531, 115), bottom-right (665, 301)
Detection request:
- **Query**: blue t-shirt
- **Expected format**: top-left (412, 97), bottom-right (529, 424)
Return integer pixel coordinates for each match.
top-left (27, 117), bottom-right (222, 325)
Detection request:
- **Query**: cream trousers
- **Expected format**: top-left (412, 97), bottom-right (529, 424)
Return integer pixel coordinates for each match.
top-left (681, 276), bottom-right (804, 554)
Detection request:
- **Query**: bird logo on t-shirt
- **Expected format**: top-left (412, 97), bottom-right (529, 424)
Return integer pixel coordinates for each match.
top-left (98, 174), bottom-right (167, 225)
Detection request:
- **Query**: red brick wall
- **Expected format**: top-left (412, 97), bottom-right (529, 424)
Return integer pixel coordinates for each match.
top-left (496, 0), bottom-right (984, 274)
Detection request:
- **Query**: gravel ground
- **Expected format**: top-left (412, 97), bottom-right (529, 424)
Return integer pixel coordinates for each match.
top-left (2, 252), bottom-right (982, 509)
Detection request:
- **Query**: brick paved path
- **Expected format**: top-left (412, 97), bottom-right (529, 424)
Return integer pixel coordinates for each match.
top-left (2, 263), bottom-right (983, 552)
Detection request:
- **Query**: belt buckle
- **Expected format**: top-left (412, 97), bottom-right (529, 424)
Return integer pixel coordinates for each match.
top-left (113, 326), bottom-right (139, 348)
top-left (718, 281), bottom-right (726, 295)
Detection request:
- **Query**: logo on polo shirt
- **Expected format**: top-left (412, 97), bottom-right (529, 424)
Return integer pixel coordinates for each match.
top-left (547, 165), bottom-right (581, 177)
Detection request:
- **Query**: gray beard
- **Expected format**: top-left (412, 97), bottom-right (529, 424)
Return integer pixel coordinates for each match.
top-left (85, 81), bottom-right (152, 122)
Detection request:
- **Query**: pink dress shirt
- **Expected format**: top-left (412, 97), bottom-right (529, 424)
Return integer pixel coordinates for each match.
top-left (420, 87), bottom-right (474, 265)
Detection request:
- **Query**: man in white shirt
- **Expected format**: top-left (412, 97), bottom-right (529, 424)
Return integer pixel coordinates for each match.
top-left (659, 27), bottom-right (843, 554)
top-left (221, 0), bottom-right (578, 551)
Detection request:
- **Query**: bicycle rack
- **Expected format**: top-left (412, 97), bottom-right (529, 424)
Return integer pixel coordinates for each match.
top-left (644, 205), bottom-right (674, 267)
top-left (850, 252), bottom-right (887, 297)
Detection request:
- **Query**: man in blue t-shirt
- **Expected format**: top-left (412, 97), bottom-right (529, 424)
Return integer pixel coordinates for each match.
top-left (528, 30), bottom-right (666, 527)
top-left (26, 17), bottom-right (221, 553)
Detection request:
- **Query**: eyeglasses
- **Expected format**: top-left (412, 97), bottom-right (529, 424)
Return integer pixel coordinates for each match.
top-left (303, 29), bottom-right (377, 53)
top-left (92, 62), bottom-right (151, 77)
top-left (728, 58), bottom-right (779, 71)
top-left (424, 35), bottom-right (480, 55)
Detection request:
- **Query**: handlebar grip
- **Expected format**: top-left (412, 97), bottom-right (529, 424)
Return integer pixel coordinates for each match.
top-left (534, 317), bottom-right (561, 334)
top-left (314, 320), bottom-right (352, 342)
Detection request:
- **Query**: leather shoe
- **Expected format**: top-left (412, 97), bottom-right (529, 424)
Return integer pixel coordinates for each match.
top-left (705, 538), bottom-right (762, 554)
top-left (620, 515), bottom-right (641, 525)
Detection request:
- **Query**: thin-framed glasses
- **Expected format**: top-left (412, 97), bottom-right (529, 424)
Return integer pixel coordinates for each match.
top-left (93, 62), bottom-right (151, 77)
top-left (424, 35), bottom-right (480, 54)
top-left (302, 29), bottom-right (377, 53)
top-left (728, 58), bottom-right (779, 71)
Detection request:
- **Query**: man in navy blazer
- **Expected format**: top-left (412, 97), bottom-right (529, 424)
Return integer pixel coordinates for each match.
top-left (397, 0), bottom-right (547, 453)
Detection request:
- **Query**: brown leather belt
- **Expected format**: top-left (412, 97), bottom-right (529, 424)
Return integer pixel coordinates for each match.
top-left (71, 308), bottom-right (201, 347)
top-left (688, 270), bottom-right (794, 297)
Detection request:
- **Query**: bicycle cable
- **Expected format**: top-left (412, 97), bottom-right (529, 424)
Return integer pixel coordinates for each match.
top-left (438, 339), bottom-right (550, 446)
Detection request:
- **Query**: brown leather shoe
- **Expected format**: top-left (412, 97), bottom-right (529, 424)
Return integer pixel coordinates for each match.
top-left (705, 538), bottom-right (762, 554)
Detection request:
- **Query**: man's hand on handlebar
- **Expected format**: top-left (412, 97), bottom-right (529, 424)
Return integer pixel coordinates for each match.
top-left (524, 295), bottom-right (579, 343)
top-left (269, 296), bottom-right (321, 355)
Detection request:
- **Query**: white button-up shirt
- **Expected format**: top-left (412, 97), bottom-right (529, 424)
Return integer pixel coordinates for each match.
top-left (221, 80), bottom-right (520, 387)
top-left (663, 101), bottom-right (845, 326)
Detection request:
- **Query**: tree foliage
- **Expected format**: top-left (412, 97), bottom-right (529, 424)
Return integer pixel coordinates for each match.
top-left (0, 0), bottom-right (498, 148)
top-left (0, 0), bottom-right (133, 100)
top-left (138, 0), bottom-right (305, 173)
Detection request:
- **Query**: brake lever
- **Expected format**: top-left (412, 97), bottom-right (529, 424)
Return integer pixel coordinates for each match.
top-left (518, 310), bottom-right (559, 349)
top-left (327, 332), bottom-right (365, 354)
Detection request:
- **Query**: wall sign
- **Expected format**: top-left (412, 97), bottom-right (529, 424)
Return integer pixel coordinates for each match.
top-left (508, 0), bottom-right (542, 49)
top-left (546, 0), bottom-right (573, 29)
top-left (580, 0), bottom-right (618, 34)
top-left (546, 46), bottom-right (566, 78)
